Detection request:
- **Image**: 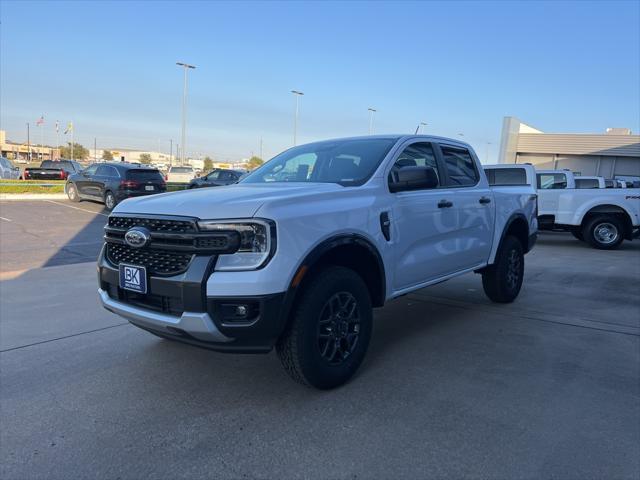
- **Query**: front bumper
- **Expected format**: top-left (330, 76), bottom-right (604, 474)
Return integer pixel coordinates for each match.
top-left (98, 246), bottom-right (288, 353)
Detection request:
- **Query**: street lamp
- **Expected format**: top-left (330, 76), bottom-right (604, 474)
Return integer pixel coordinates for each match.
top-left (291, 90), bottom-right (304, 146)
top-left (176, 62), bottom-right (196, 165)
top-left (415, 122), bottom-right (428, 134)
top-left (368, 108), bottom-right (377, 135)
top-left (485, 142), bottom-right (492, 162)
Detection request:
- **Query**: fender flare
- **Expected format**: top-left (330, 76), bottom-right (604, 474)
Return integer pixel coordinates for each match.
top-left (278, 234), bottom-right (387, 329)
top-left (490, 213), bottom-right (530, 264)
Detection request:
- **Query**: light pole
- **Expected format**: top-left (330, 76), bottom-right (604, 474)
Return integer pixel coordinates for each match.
top-left (291, 90), bottom-right (304, 146)
top-left (415, 122), bottom-right (427, 134)
top-left (485, 142), bottom-right (491, 162)
top-left (176, 62), bottom-right (196, 165)
top-left (26, 123), bottom-right (31, 162)
top-left (169, 139), bottom-right (173, 166)
top-left (368, 108), bottom-right (377, 135)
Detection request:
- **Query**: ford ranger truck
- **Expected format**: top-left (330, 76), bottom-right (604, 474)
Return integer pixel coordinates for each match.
top-left (98, 135), bottom-right (537, 389)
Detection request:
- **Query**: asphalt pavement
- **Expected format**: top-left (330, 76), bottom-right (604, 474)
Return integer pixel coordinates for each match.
top-left (1, 200), bottom-right (639, 479)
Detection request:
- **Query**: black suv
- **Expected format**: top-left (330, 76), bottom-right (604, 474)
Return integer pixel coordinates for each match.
top-left (188, 168), bottom-right (244, 189)
top-left (65, 163), bottom-right (166, 210)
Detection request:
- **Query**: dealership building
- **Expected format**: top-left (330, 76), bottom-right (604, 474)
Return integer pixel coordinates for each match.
top-left (498, 117), bottom-right (640, 182)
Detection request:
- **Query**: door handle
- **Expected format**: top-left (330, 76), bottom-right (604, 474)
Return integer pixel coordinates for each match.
top-left (479, 196), bottom-right (492, 205)
top-left (437, 200), bottom-right (453, 208)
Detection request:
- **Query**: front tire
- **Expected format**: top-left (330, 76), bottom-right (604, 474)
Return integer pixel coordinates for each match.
top-left (104, 191), bottom-right (117, 211)
top-left (66, 183), bottom-right (79, 202)
top-left (276, 266), bottom-right (373, 389)
top-left (583, 215), bottom-right (624, 250)
top-left (482, 235), bottom-right (524, 303)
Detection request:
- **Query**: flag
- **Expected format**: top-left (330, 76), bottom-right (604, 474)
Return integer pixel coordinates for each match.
top-left (36, 115), bottom-right (44, 126)
top-left (55, 120), bottom-right (59, 133)
top-left (64, 122), bottom-right (73, 134)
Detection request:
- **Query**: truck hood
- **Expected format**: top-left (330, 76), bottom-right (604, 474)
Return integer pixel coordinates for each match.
top-left (113, 182), bottom-right (345, 219)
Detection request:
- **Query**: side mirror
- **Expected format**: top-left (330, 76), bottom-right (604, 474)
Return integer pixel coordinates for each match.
top-left (389, 166), bottom-right (438, 193)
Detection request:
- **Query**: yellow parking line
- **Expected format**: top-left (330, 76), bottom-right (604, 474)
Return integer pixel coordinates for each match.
top-left (45, 200), bottom-right (108, 217)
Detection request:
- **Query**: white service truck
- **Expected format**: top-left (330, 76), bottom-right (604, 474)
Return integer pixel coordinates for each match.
top-left (98, 135), bottom-right (538, 388)
top-left (484, 165), bottom-right (640, 250)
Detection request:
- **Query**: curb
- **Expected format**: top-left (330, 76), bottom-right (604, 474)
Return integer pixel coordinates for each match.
top-left (0, 193), bottom-right (67, 201)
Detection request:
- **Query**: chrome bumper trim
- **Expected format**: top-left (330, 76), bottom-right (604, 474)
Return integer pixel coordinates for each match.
top-left (98, 288), bottom-right (232, 343)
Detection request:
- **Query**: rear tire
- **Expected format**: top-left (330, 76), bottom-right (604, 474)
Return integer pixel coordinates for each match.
top-left (66, 183), bottom-right (79, 202)
top-left (582, 215), bottom-right (624, 250)
top-left (104, 191), bottom-right (117, 211)
top-left (276, 266), bottom-right (373, 389)
top-left (482, 235), bottom-right (524, 303)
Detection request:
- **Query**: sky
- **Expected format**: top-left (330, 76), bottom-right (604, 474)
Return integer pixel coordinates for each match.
top-left (1, 0), bottom-right (639, 162)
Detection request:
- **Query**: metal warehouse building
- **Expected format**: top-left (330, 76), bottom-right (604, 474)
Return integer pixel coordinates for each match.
top-left (498, 117), bottom-right (640, 183)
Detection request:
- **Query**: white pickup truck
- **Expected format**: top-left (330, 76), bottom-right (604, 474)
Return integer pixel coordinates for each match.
top-left (484, 165), bottom-right (640, 249)
top-left (98, 135), bottom-right (537, 389)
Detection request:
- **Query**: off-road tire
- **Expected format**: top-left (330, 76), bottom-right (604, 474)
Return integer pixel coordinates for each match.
top-left (582, 215), bottom-right (624, 250)
top-left (276, 266), bottom-right (373, 389)
top-left (482, 235), bottom-right (524, 303)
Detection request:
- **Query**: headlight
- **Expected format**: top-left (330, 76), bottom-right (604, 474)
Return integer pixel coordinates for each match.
top-left (197, 219), bottom-right (275, 271)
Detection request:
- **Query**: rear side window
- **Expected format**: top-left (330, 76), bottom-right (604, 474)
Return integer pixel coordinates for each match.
top-left (127, 169), bottom-right (163, 181)
top-left (440, 146), bottom-right (478, 186)
top-left (485, 168), bottom-right (527, 186)
top-left (575, 178), bottom-right (599, 189)
top-left (537, 174), bottom-right (567, 189)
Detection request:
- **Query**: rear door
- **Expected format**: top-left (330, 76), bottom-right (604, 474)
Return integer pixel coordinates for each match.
top-left (436, 143), bottom-right (494, 270)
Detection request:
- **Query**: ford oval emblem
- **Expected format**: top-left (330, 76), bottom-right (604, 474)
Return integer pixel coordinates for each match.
top-left (124, 227), bottom-right (151, 249)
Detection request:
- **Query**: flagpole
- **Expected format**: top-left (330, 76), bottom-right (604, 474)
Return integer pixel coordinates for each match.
top-left (56, 121), bottom-right (60, 160)
top-left (41, 118), bottom-right (45, 161)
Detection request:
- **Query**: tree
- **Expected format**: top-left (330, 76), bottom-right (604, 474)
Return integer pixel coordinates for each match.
top-left (139, 153), bottom-right (152, 164)
top-left (247, 156), bottom-right (264, 170)
top-left (60, 142), bottom-right (89, 160)
top-left (102, 150), bottom-right (114, 161)
top-left (203, 156), bottom-right (214, 172)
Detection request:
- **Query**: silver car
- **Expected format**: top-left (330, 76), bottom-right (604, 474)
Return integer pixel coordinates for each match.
top-left (0, 157), bottom-right (20, 180)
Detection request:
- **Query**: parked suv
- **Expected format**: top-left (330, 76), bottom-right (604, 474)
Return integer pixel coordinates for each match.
top-left (188, 168), bottom-right (244, 189)
top-left (166, 166), bottom-right (196, 183)
top-left (66, 163), bottom-right (166, 210)
top-left (98, 135), bottom-right (537, 388)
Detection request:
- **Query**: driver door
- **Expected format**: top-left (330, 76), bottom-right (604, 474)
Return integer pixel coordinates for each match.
top-left (389, 142), bottom-right (461, 292)
top-left (75, 164), bottom-right (99, 196)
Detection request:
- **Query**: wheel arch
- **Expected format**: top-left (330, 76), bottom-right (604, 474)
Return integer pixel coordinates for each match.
top-left (489, 213), bottom-right (530, 265)
top-left (581, 204), bottom-right (634, 239)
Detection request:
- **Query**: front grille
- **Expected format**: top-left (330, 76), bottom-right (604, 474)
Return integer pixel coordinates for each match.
top-left (106, 243), bottom-right (193, 275)
top-left (108, 216), bottom-right (196, 233)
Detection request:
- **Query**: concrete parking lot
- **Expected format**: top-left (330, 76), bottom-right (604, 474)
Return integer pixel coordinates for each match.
top-left (1, 200), bottom-right (639, 479)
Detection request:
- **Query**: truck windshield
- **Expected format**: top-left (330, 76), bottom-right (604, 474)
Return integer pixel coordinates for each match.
top-left (242, 138), bottom-right (397, 186)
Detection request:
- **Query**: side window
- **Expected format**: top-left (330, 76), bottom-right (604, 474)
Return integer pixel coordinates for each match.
top-left (207, 170), bottom-right (220, 180)
top-left (106, 166), bottom-right (119, 177)
top-left (485, 168), bottom-right (527, 186)
top-left (84, 164), bottom-right (99, 175)
top-left (389, 143), bottom-right (440, 188)
top-left (95, 165), bottom-right (109, 176)
top-left (575, 178), bottom-right (599, 189)
top-left (536, 174), bottom-right (567, 189)
top-left (440, 146), bottom-right (478, 186)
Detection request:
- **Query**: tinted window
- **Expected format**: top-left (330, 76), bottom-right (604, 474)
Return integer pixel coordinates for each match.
top-left (389, 143), bottom-right (440, 187)
top-left (440, 146), bottom-right (478, 186)
top-left (206, 170), bottom-right (221, 180)
top-left (83, 164), bottom-right (99, 175)
top-left (95, 165), bottom-right (110, 176)
top-left (243, 138), bottom-right (397, 186)
top-left (170, 167), bottom-right (193, 173)
top-left (485, 168), bottom-right (527, 186)
top-left (219, 171), bottom-right (236, 181)
top-left (537, 173), bottom-right (567, 189)
top-left (575, 178), bottom-right (599, 189)
top-left (127, 169), bottom-right (163, 181)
